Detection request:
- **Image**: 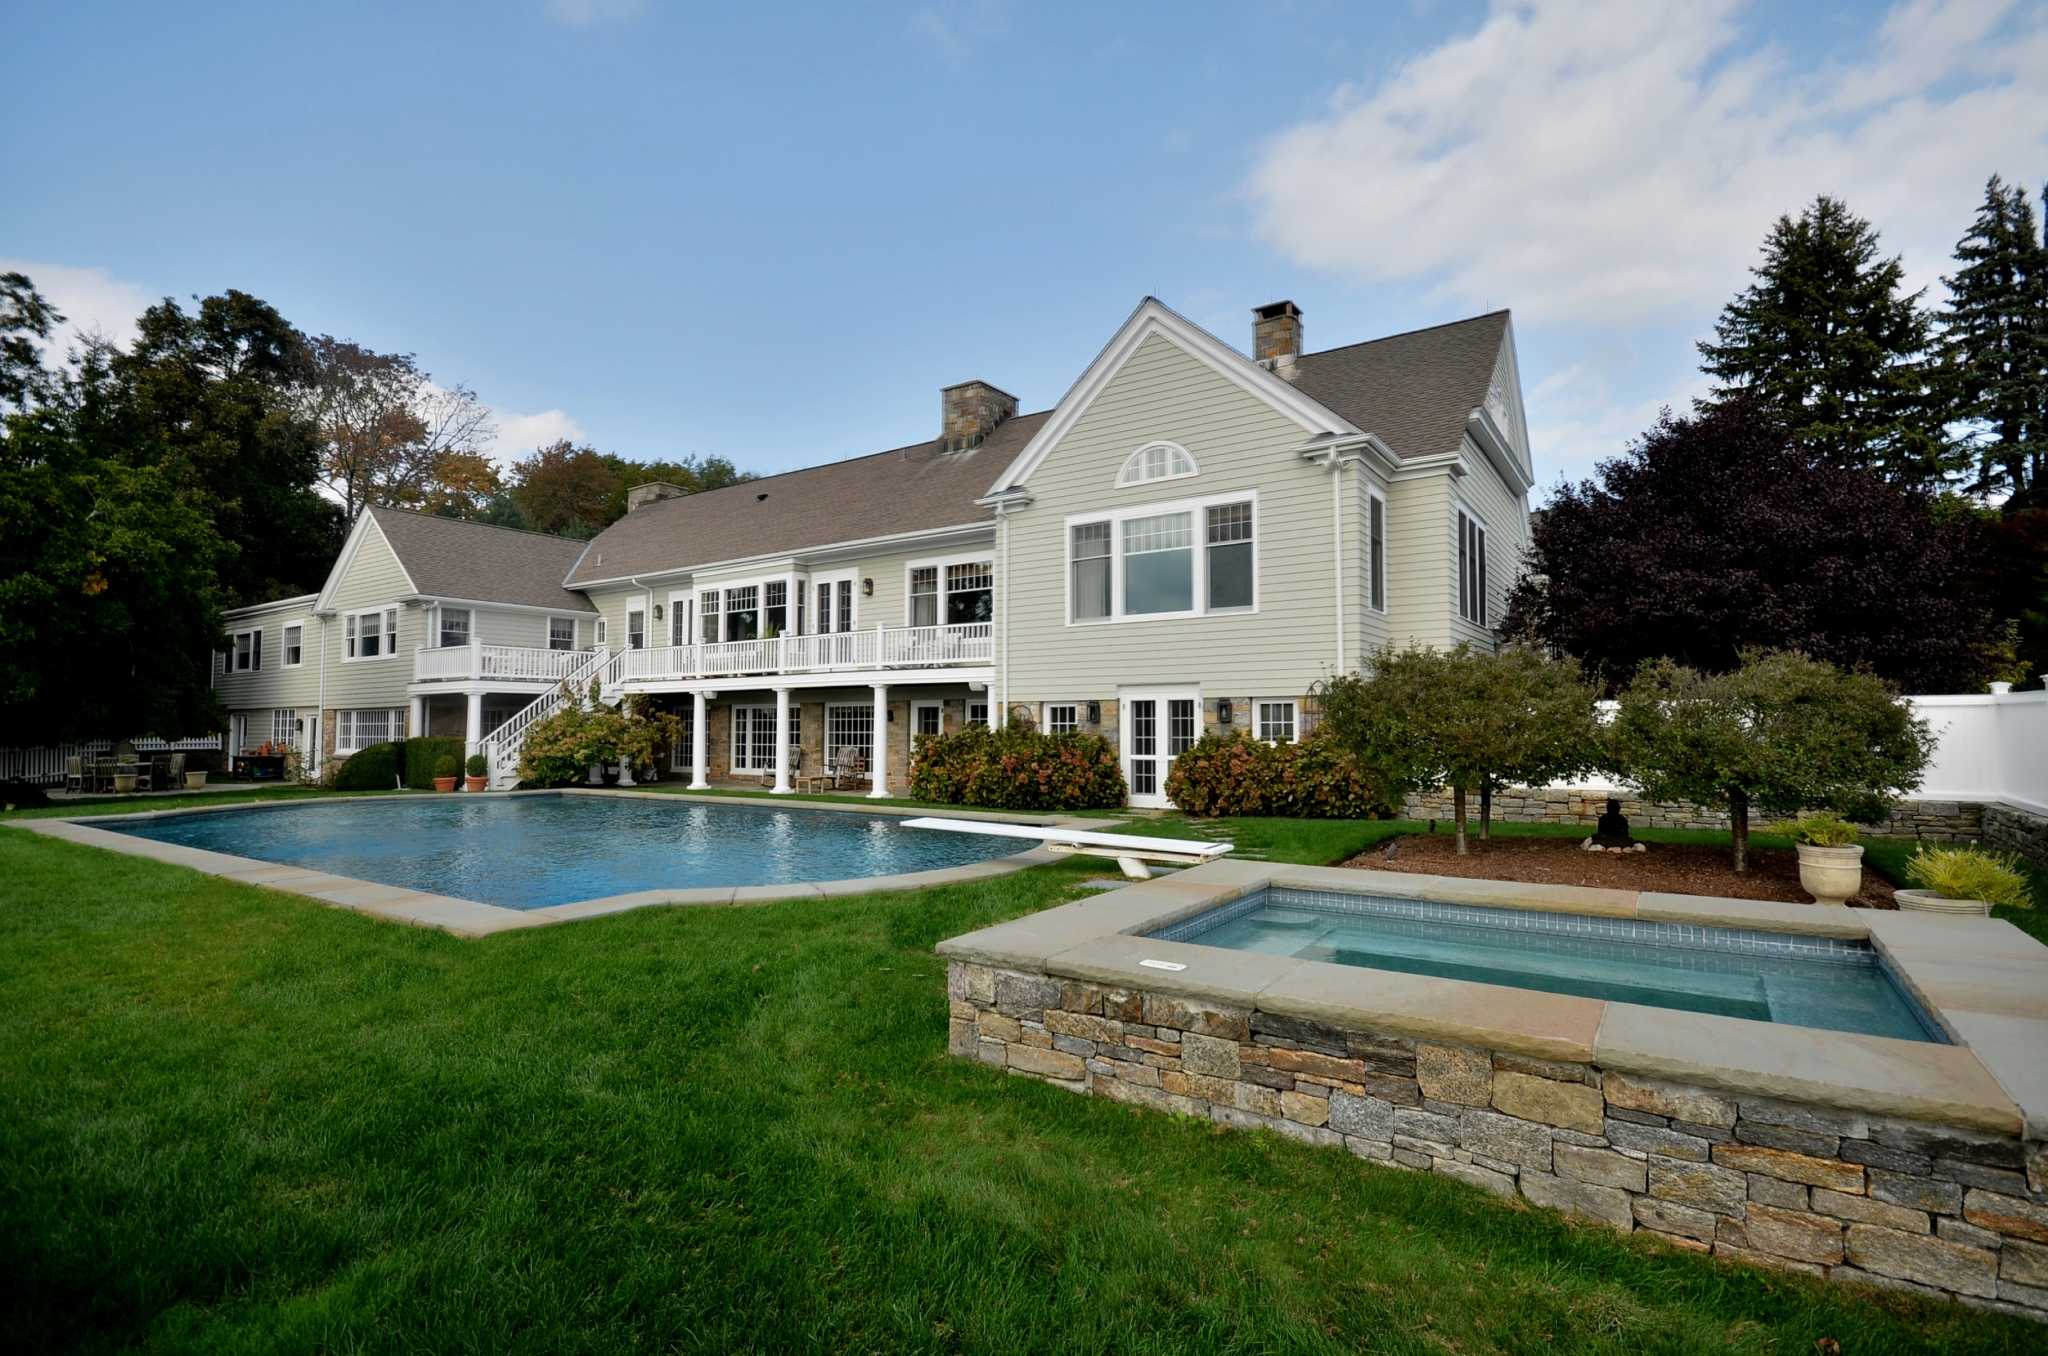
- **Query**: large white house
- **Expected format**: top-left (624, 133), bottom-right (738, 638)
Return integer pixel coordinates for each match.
top-left (214, 297), bottom-right (1533, 807)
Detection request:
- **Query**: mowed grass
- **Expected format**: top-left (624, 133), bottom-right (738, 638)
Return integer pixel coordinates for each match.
top-left (2, 826), bottom-right (2041, 1354)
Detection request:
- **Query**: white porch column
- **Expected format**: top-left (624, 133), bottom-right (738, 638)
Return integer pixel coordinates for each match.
top-left (408, 695), bottom-right (425, 738)
top-left (868, 682), bottom-right (890, 799)
top-left (771, 687), bottom-right (793, 794)
top-left (464, 691), bottom-right (483, 755)
top-left (688, 691), bottom-right (709, 789)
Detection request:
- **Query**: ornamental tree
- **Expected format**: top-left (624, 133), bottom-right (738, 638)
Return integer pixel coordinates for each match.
top-left (1608, 650), bottom-right (1933, 873)
top-left (1500, 395), bottom-right (2001, 694)
top-left (1320, 646), bottom-right (1603, 854)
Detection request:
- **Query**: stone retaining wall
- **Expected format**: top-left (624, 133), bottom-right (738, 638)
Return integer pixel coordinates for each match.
top-left (1985, 805), bottom-right (2048, 873)
top-left (947, 959), bottom-right (2048, 1320)
top-left (1398, 788), bottom-right (1987, 843)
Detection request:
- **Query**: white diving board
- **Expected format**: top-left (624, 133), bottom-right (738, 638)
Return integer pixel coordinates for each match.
top-left (902, 817), bottom-right (1232, 880)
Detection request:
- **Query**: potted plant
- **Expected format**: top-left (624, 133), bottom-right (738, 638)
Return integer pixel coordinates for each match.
top-left (1769, 812), bottom-right (1864, 906)
top-left (185, 768), bottom-right (208, 790)
top-left (1896, 845), bottom-right (2035, 916)
top-left (432, 754), bottom-right (459, 793)
top-left (465, 753), bottom-right (489, 792)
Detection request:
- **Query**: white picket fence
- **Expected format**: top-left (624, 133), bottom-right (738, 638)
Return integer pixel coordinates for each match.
top-left (1, 735), bottom-right (223, 785)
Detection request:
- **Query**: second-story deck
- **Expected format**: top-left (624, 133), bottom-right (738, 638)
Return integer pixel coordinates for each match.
top-left (617, 621), bottom-right (992, 688)
top-left (414, 642), bottom-right (596, 686)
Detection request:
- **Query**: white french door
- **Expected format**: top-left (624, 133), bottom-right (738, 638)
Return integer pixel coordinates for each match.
top-left (1120, 687), bottom-right (1199, 809)
top-left (909, 700), bottom-right (943, 758)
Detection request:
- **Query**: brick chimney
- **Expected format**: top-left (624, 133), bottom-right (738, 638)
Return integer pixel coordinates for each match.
top-left (1253, 300), bottom-right (1303, 374)
top-left (625, 481), bottom-right (689, 512)
top-left (940, 380), bottom-right (1018, 452)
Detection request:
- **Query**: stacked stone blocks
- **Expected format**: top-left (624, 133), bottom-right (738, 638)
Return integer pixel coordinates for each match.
top-left (1399, 787), bottom-right (1990, 844)
top-left (947, 959), bottom-right (2048, 1320)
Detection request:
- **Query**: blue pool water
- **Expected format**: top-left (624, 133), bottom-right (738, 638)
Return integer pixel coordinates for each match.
top-left (107, 795), bottom-right (1023, 910)
top-left (1151, 887), bottom-right (1944, 1043)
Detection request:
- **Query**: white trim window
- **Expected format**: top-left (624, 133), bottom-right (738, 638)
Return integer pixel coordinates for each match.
top-left (825, 703), bottom-right (872, 769)
top-left (668, 702), bottom-right (697, 772)
top-left (909, 699), bottom-right (942, 754)
top-left (731, 704), bottom-right (799, 773)
top-left (344, 606), bottom-right (399, 661)
top-left (231, 627), bottom-right (263, 672)
top-left (764, 581), bottom-right (789, 638)
top-left (1367, 492), bottom-right (1387, 613)
top-left (966, 700), bottom-right (988, 728)
top-left (1457, 508), bottom-right (1488, 626)
top-left (1116, 440), bottom-right (1197, 487)
top-left (549, 616), bottom-right (578, 652)
top-left (271, 708), bottom-right (297, 745)
top-left (595, 617), bottom-right (609, 646)
top-left (669, 595), bottom-right (692, 647)
top-left (811, 571), bottom-right (855, 634)
top-left (436, 606), bottom-right (472, 649)
top-left (626, 605), bottom-right (646, 650)
top-left (335, 707), bottom-right (403, 753)
top-left (1256, 699), bottom-right (1298, 744)
top-left (282, 622), bottom-right (304, 667)
top-left (1067, 492), bottom-right (1258, 624)
top-left (1042, 703), bottom-right (1079, 734)
top-left (907, 556), bottom-right (994, 627)
top-left (699, 585), bottom-right (760, 643)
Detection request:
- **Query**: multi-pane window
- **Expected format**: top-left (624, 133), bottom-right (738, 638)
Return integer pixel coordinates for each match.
top-left (1122, 512), bottom-right (1194, 615)
top-left (1368, 494), bottom-right (1387, 612)
top-left (1116, 441), bottom-right (1197, 486)
top-left (1205, 503), bottom-right (1254, 610)
top-left (344, 607), bottom-right (398, 660)
top-left (626, 607), bottom-right (646, 650)
top-left (732, 705), bottom-right (800, 772)
top-left (437, 607), bottom-right (471, 648)
top-left (946, 562), bottom-right (993, 624)
top-left (765, 581), bottom-right (788, 637)
top-left (825, 704), bottom-right (873, 771)
top-left (282, 623), bottom-right (303, 667)
top-left (336, 707), bottom-right (402, 753)
top-left (551, 616), bottom-right (578, 652)
top-left (836, 579), bottom-right (853, 632)
top-left (966, 701), bottom-right (989, 728)
top-left (272, 708), bottom-right (297, 746)
top-left (1071, 522), bottom-right (1112, 620)
top-left (670, 703), bottom-right (697, 772)
top-left (910, 702), bottom-right (942, 749)
top-left (1257, 700), bottom-right (1298, 744)
top-left (909, 567), bottom-right (939, 627)
top-left (1043, 703), bottom-right (1079, 734)
top-left (726, 586), bottom-right (759, 641)
top-left (1458, 509), bottom-right (1488, 626)
top-left (700, 590), bottom-right (721, 643)
top-left (669, 603), bottom-right (689, 647)
top-left (232, 628), bottom-right (262, 672)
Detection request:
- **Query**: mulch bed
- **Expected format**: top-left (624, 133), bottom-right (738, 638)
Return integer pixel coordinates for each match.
top-left (1345, 832), bottom-right (1898, 909)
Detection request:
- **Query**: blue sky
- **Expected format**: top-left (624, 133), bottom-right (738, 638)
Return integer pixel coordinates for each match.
top-left (6, 0), bottom-right (2045, 496)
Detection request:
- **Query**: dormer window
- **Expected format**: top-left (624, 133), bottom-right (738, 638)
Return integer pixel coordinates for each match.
top-left (1116, 440), bottom-right (1197, 487)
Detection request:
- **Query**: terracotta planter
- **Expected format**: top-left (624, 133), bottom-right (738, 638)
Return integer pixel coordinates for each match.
top-left (1795, 843), bottom-right (1864, 906)
top-left (433, 776), bottom-right (458, 792)
top-left (1893, 887), bottom-right (1994, 916)
top-left (465, 775), bottom-right (488, 792)
top-left (184, 771), bottom-right (208, 790)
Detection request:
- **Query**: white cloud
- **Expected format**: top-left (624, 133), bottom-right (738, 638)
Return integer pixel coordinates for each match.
top-left (909, 1), bottom-right (1009, 64)
top-left (0, 258), bottom-right (153, 357)
top-left (543, 0), bottom-right (647, 29)
top-left (1246, 0), bottom-right (2048, 326)
top-left (488, 407), bottom-right (586, 467)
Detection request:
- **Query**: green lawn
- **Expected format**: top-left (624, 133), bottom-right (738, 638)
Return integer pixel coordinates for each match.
top-left (2, 822), bottom-right (2040, 1353)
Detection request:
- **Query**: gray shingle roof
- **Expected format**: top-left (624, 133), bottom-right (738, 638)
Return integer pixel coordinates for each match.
top-left (1290, 310), bottom-right (1510, 460)
top-left (564, 412), bottom-right (1050, 586)
top-left (367, 506), bottom-right (598, 613)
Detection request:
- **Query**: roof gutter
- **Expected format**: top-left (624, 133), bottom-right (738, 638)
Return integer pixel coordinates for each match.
top-left (1296, 431), bottom-right (1400, 479)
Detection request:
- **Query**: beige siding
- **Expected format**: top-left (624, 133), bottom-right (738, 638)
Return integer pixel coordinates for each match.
top-left (1382, 471), bottom-right (1454, 650)
top-left (1002, 332), bottom-right (1348, 697)
top-left (1355, 467), bottom-right (1391, 662)
top-left (323, 519), bottom-right (419, 709)
top-left (213, 610), bottom-right (323, 709)
top-left (1448, 435), bottom-right (1528, 650)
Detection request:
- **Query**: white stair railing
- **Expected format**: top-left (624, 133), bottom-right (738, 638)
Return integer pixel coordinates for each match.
top-left (477, 645), bottom-right (612, 788)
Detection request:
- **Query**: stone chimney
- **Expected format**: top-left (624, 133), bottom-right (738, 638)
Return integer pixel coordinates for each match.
top-left (1253, 300), bottom-right (1303, 373)
top-left (625, 481), bottom-right (689, 513)
top-left (940, 380), bottom-right (1018, 452)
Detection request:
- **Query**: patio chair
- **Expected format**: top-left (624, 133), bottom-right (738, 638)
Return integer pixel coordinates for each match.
top-left (166, 752), bottom-right (186, 786)
top-left (64, 756), bottom-right (83, 794)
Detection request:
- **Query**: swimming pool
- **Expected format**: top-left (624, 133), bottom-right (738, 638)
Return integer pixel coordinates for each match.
top-left (106, 795), bottom-right (1025, 910)
top-left (1149, 885), bottom-right (1944, 1043)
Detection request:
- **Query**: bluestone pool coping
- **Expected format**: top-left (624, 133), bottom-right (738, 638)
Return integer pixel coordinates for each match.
top-left (12, 788), bottom-right (1112, 937)
top-left (934, 860), bottom-right (2048, 1140)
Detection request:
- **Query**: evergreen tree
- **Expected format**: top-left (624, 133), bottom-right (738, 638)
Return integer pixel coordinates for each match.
top-left (1940, 175), bottom-right (2048, 509)
top-left (1699, 196), bottom-right (1955, 485)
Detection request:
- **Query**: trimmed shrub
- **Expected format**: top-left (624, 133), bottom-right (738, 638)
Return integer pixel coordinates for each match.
top-left (1165, 729), bottom-right (1394, 819)
top-left (466, 753), bottom-right (488, 778)
top-left (401, 736), bottom-right (466, 791)
top-left (1906, 845), bottom-right (2034, 910)
top-left (908, 724), bottom-right (1125, 811)
top-left (328, 740), bottom-right (400, 791)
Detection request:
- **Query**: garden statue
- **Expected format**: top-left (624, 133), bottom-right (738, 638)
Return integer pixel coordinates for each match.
top-left (1583, 797), bottom-right (1645, 853)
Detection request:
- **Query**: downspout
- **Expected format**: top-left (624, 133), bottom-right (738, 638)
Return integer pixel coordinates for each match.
top-left (1329, 456), bottom-right (1346, 676)
top-left (998, 510), bottom-right (1010, 729)
top-left (316, 616), bottom-right (328, 778)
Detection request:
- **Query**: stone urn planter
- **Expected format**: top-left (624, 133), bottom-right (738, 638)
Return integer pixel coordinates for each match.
top-left (432, 775), bottom-right (458, 792)
top-left (112, 772), bottom-right (139, 794)
top-left (586, 762), bottom-right (606, 785)
top-left (1795, 843), bottom-right (1864, 907)
top-left (1893, 887), bottom-right (1994, 916)
top-left (184, 770), bottom-right (208, 790)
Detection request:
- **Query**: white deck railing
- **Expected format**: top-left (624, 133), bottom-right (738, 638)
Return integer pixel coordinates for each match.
top-left (475, 646), bottom-right (617, 788)
top-left (617, 622), bottom-right (992, 684)
top-left (414, 642), bottom-right (595, 684)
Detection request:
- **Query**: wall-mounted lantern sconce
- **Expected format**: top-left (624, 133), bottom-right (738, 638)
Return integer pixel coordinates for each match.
top-left (1217, 699), bottom-right (1233, 726)
top-left (1087, 701), bottom-right (1101, 725)
top-left (862, 578), bottom-right (875, 596)
top-left (653, 603), bottom-right (664, 621)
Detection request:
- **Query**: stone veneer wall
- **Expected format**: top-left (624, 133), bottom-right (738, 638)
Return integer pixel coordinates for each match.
top-left (947, 960), bottom-right (2048, 1320)
top-left (1985, 805), bottom-right (2048, 872)
top-left (1400, 787), bottom-right (1988, 843)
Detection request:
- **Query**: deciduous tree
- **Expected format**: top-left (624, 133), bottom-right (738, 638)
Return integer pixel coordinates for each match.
top-left (295, 337), bottom-right (496, 523)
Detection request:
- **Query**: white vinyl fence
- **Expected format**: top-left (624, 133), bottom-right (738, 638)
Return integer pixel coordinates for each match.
top-left (1, 735), bottom-right (223, 786)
